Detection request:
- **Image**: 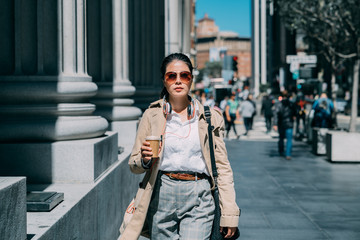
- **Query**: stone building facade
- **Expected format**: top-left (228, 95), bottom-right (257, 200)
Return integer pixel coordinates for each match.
top-left (196, 14), bottom-right (251, 80)
top-left (0, 0), bottom-right (194, 239)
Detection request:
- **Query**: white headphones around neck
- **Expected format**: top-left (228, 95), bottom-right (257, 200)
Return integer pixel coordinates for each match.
top-left (162, 95), bottom-right (195, 120)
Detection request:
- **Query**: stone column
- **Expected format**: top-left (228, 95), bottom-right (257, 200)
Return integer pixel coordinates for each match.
top-left (182, 0), bottom-right (192, 55)
top-left (252, 0), bottom-right (260, 96)
top-left (87, 0), bottom-right (142, 148)
top-left (0, 0), bottom-right (108, 141)
top-left (165, 0), bottom-right (181, 54)
top-left (129, 0), bottom-right (165, 109)
top-left (0, 0), bottom-right (117, 184)
top-left (260, 0), bottom-right (267, 86)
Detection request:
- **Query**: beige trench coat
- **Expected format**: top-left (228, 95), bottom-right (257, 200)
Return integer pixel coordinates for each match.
top-left (120, 99), bottom-right (240, 240)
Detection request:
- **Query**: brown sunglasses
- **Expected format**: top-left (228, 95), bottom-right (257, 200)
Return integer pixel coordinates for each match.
top-left (164, 71), bottom-right (192, 84)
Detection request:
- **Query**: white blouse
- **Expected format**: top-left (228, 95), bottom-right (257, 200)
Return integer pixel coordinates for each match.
top-left (159, 104), bottom-right (210, 175)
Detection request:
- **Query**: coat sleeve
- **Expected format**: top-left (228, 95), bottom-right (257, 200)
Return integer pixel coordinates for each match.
top-left (211, 109), bottom-right (240, 227)
top-left (129, 109), bottom-right (151, 174)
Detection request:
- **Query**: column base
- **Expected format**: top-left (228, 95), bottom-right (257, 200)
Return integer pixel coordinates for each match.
top-left (110, 120), bottom-right (139, 148)
top-left (0, 116), bottom-right (109, 142)
top-left (0, 132), bottom-right (118, 184)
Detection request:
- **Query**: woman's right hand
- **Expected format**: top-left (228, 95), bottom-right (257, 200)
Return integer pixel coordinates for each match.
top-left (141, 141), bottom-right (153, 164)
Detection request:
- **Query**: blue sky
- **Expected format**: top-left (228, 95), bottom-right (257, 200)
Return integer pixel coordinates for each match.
top-left (195, 0), bottom-right (251, 37)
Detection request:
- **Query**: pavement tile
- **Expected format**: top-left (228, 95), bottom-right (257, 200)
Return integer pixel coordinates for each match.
top-left (339, 203), bottom-right (360, 217)
top-left (296, 201), bottom-right (347, 215)
top-left (238, 229), bottom-right (329, 240)
top-left (264, 212), bottom-right (318, 230)
top-left (311, 214), bottom-right (360, 226)
top-left (239, 210), bottom-right (271, 228)
top-left (225, 119), bottom-right (360, 240)
top-left (322, 229), bottom-right (360, 240)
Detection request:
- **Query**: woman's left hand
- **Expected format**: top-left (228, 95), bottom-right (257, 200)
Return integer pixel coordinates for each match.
top-left (220, 226), bottom-right (237, 238)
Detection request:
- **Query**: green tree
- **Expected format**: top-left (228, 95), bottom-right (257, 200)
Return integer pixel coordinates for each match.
top-left (277, 0), bottom-right (359, 132)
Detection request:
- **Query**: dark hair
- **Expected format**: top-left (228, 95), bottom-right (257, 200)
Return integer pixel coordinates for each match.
top-left (160, 53), bottom-right (194, 98)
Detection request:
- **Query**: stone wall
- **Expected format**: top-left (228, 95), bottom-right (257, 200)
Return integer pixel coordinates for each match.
top-left (0, 177), bottom-right (26, 240)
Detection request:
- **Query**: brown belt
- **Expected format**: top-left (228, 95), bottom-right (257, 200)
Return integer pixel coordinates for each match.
top-left (163, 172), bottom-right (208, 181)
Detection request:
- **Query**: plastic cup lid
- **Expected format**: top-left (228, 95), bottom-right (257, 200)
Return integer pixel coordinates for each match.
top-left (145, 136), bottom-right (161, 141)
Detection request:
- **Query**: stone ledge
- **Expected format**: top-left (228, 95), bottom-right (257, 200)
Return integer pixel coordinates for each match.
top-left (0, 177), bottom-right (27, 240)
top-left (27, 147), bottom-right (143, 240)
top-left (0, 131), bottom-right (118, 183)
top-left (326, 131), bottom-right (360, 162)
top-left (110, 120), bottom-right (138, 148)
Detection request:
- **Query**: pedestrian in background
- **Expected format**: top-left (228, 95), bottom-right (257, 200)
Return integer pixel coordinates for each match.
top-left (204, 94), bottom-right (215, 108)
top-left (311, 92), bottom-right (334, 129)
top-left (239, 96), bottom-right (255, 136)
top-left (225, 93), bottom-right (240, 139)
top-left (200, 91), bottom-right (207, 105)
top-left (295, 92), bottom-right (307, 138)
top-left (261, 94), bottom-right (274, 133)
top-left (120, 53), bottom-right (240, 239)
top-left (248, 94), bottom-right (256, 130)
top-left (273, 90), bottom-right (296, 160)
top-left (239, 85), bottom-right (250, 101)
top-left (193, 89), bottom-right (201, 102)
top-left (220, 95), bottom-right (229, 130)
top-left (220, 95), bottom-right (229, 113)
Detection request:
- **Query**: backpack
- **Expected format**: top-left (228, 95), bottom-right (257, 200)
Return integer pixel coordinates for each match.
top-left (312, 98), bottom-right (333, 128)
top-left (318, 99), bottom-right (331, 117)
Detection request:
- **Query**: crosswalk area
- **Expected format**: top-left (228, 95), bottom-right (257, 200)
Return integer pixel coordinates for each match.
top-left (226, 117), bottom-right (278, 141)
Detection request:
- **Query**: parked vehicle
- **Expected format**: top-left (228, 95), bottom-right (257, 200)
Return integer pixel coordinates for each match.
top-left (335, 98), bottom-right (347, 113)
top-left (344, 98), bottom-right (360, 116)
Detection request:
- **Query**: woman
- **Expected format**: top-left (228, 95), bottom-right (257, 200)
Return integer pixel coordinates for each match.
top-left (120, 53), bottom-right (240, 240)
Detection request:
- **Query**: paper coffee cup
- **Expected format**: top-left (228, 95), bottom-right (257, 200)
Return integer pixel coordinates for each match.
top-left (145, 136), bottom-right (161, 158)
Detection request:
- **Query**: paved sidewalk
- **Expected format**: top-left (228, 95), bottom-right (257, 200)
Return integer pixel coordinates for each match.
top-left (226, 119), bottom-right (360, 240)
top-left (227, 119), bottom-right (278, 141)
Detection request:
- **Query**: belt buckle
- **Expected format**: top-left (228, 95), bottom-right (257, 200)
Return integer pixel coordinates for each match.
top-left (168, 173), bottom-right (175, 180)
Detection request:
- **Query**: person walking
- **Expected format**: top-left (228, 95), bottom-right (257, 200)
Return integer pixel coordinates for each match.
top-left (295, 93), bottom-right (307, 138)
top-left (239, 96), bottom-right (255, 136)
top-left (248, 94), bottom-right (256, 130)
top-left (204, 94), bottom-right (215, 108)
top-left (200, 91), bottom-right (207, 105)
top-left (220, 95), bottom-right (229, 113)
top-left (120, 53), bottom-right (240, 240)
top-left (225, 93), bottom-right (240, 139)
top-left (219, 95), bottom-right (230, 130)
top-left (273, 91), bottom-right (296, 160)
top-left (239, 85), bottom-right (249, 101)
top-left (311, 92), bottom-right (334, 129)
top-left (261, 94), bottom-right (274, 133)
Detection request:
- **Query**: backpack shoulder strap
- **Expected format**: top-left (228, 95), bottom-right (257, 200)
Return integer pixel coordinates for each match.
top-left (204, 106), bottom-right (218, 180)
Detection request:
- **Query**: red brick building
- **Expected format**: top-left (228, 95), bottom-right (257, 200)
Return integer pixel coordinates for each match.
top-left (196, 14), bottom-right (251, 80)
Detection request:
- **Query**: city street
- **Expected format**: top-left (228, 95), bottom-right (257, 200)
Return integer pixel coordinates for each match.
top-left (227, 119), bottom-right (360, 240)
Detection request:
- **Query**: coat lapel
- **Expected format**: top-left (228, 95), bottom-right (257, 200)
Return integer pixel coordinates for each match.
top-left (197, 101), bottom-right (212, 177)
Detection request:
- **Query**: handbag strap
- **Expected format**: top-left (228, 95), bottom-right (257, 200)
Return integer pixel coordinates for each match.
top-left (204, 106), bottom-right (218, 184)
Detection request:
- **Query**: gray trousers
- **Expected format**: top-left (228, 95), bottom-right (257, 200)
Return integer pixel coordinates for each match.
top-left (146, 172), bottom-right (215, 240)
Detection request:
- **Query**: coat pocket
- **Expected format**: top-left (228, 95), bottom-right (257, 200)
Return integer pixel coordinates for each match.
top-left (119, 185), bottom-right (145, 234)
